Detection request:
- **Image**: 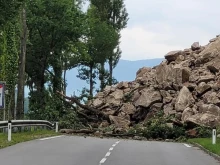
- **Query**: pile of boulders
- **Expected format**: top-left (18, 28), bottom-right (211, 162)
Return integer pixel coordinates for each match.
top-left (88, 35), bottom-right (220, 130)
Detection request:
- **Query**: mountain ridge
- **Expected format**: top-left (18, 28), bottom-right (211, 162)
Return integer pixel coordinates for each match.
top-left (65, 58), bottom-right (164, 96)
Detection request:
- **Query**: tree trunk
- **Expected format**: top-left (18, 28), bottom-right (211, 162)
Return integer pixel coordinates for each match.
top-left (89, 64), bottom-right (93, 97)
top-left (52, 52), bottom-right (63, 93)
top-left (53, 64), bottom-right (62, 93)
top-left (63, 63), bottom-right (67, 95)
top-left (16, 7), bottom-right (27, 120)
top-left (109, 55), bottom-right (113, 86)
top-left (99, 62), bottom-right (105, 91)
top-left (10, 89), bottom-right (15, 120)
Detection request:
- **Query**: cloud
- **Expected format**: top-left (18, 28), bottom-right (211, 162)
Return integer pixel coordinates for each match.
top-left (120, 26), bottom-right (184, 60)
top-left (120, 0), bottom-right (220, 60)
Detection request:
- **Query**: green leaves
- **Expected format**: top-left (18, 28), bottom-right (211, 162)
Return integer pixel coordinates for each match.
top-left (26, 0), bottom-right (85, 118)
top-left (0, 0), bottom-right (24, 27)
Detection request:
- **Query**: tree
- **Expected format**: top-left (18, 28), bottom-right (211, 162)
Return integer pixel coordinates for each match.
top-left (26, 0), bottom-right (84, 120)
top-left (90, 0), bottom-right (128, 86)
top-left (17, 5), bottom-right (28, 120)
top-left (77, 4), bottom-right (119, 96)
top-left (0, 0), bottom-right (25, 120)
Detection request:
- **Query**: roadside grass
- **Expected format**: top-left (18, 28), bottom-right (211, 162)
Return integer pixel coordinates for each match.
top-left (188, 138), bottom-right (220, 156)
top-left (0, 130), bottom-right (60, 149)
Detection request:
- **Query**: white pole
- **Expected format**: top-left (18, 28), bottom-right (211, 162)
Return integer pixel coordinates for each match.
top-left (212, 128), bottom-right (216, 144)
top-left (8, 121), bottom-right (12, 142)
top-left (55, 122), bottom-right (58, 133)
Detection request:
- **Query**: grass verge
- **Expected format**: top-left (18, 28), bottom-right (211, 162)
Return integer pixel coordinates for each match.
top-left (188, 138), bottom-right (220, 156)
top-left (0, 130), bottom-right (60, 149)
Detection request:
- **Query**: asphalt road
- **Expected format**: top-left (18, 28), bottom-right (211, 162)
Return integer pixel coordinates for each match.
top-left (0, 135), bottom-right (219, 165)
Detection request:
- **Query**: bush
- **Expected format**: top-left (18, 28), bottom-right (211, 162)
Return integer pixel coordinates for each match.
top-left (59, 111), bottom-right (84, 130)
top-left (195, 126), bottom-right (212, 138)
top-left (140, 111), bottom-right (186, 140)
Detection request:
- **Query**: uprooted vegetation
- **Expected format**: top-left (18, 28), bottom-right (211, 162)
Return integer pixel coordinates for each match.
top-left (57, 35), bottom-right (220, 140)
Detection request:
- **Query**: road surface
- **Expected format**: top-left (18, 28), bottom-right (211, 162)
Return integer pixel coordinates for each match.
top-left (0, 135), bottom-right (219, 165)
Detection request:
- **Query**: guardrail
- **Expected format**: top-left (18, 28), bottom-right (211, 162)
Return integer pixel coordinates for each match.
top-left (0, 120), bottom-right (59, 141)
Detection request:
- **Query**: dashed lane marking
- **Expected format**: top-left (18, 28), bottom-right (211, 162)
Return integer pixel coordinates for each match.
top-left (99, 141), bottom-right (120, 164)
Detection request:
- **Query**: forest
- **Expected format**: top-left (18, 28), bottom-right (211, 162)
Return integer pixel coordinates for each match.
top-left (0, 0), bottom-right (128, 126)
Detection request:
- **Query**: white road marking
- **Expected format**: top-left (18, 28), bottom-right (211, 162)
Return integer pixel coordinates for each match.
top-left (99, 158), bottom-right (107, 164)
top-left (105, 152), bottom-right (111, 157)
top-left (99, 141), bottom-right (120, 164)
top-left (109, 147), bottom-right (114, 151)
top-left (39, 135), bottom-right (64, 141)
top-left (184, 144), bottom-right (192, 148)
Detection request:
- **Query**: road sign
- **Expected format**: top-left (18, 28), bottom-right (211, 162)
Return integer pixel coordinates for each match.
top-left (0, 82), bottom-right (6, 109)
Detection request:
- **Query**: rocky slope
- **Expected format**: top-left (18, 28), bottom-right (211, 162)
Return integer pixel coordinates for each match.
top-left (89, 35), bottom-right (220, 130)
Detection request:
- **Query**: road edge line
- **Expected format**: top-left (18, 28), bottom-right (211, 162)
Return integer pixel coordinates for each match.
top-left (191, 142), bottom-right (220, 162)
top-left (39, 135), bottom-right (64, 141)
top-left (183, 143), bottom-right (191, 148)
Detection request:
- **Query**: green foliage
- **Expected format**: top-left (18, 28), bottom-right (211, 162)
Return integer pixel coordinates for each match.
top-left (77, 4), bottom-right (120, 94)
top-left (0, 20), bottom-right (19, 119)
top-left (0, 0), bottom-right (24, 27)
top-left (127, 124), bottom-right (144, 135)
top-left (142, 123), bottom-right (184, 140)
top-left (100, 125), bottom-right (115, 133)
top-left (195, 126), bottom-right (212, 138)
top-left (90, 0), bottom-right (128, 86)
top-left (27, 88), bottom-right (65, 121)
top-left (59, 110), bottom-right (84, 130)
top-left (26, 0), bottom-right (85, 117)
top-left (128, 111), bottom-right (186, 140)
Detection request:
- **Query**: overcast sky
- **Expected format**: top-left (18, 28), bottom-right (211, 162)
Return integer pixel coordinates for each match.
top-left (119, 0), bottom-right (220, 60)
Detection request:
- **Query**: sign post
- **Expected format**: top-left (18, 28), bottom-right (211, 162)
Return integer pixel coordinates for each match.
top-left (8, 121), bottom-right (11, 141)
top-left (212, 127), bottom-right (217, 145)
top-left (0, 82), bottom-right (6, 120)
top-left (55, 122), bottom-right (59, 133)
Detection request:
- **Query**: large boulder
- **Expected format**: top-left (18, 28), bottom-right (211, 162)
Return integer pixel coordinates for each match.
top-left (165, 50), bottom-right (182, 62)
top-left (185, 113), bottom-right (220, 127)
top-left (175, 86), bottom-right (195, 112)
top-left (136, 67), bottom-right (152, 78)
top-left (156, 63), bottom-right (190, 85)
top-left (120, 103), bottom-right (137, 115)
top-left (191, 42), bottom-right (200, 51)
top-left (92, 98), bottom-right (105, 107)
top-left (117, 81), bottom-right (129, 89)
top-left (198, 104), bottom-right (220, 116)
top-left (196, 37), bottom-right (220, 65)
top-left (181, 107), bottom-right (194, 122)
top-left (109, 115), bottom-right (130, 129)
top-left (134, 88), bottom-right (162, 108)
top-left (195, 82), bottom-right (211, 96)
top-left (197, 75), bottom-right (215, 84)
top-left (203, 91), bottom-right (220, 105)
top-left (105, 89), bottom-right (124, 106)
top-left (160, 90), bottom-right (173, 104)
top-left (136, 68), bottom-right (156, 85)
top-left (164, 103), bottom-right (176, 116)
top-left (200, 37), bottom-right (220, 58)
